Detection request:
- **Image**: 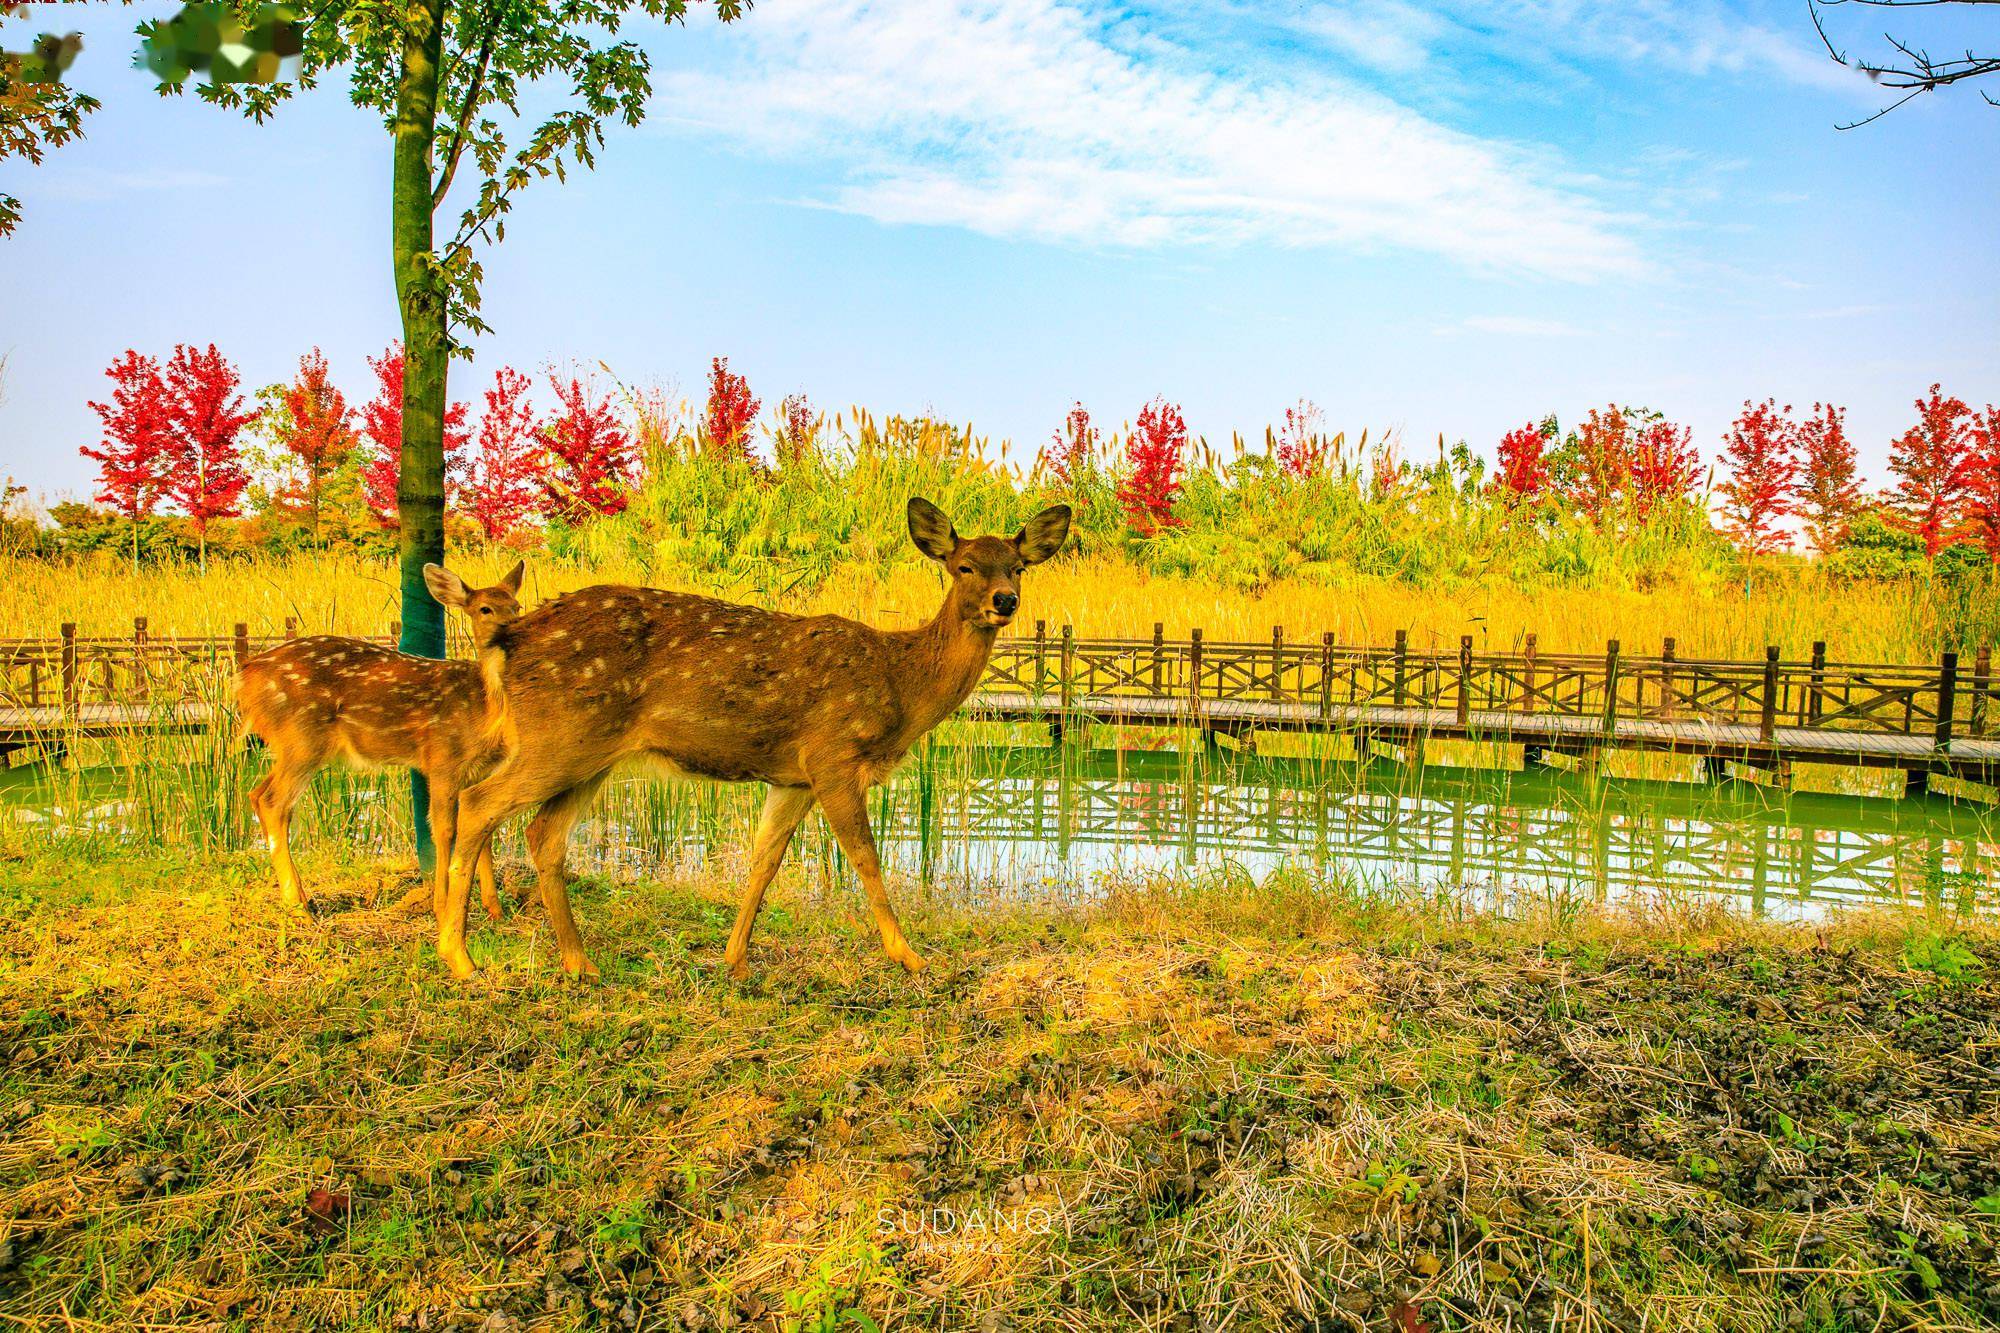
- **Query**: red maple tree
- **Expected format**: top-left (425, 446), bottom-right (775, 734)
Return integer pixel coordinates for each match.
top-left (1118, 398), bottom-right (1187, 535)
top-left (273, 347), bottom-right (356, 538)
top-left (1044, 402), bottom-right (1098, 488)
top-left (702, 357), bottom-right (761, 463)
top-left (1886, 383), bottom-right (1973, 558)
top-left (1716, 399), bottom-right (1797, 554)
top-left (83, 351), bottom-right (173, 546)
top-left (358, 343), bottom-right (470, 525)
top-left (465, 366), bottom-right (544, 541)
top-left (776, 392), bottom-right (815, 469)
top-left (1564, 405), bottom-right (1631, 527)
top-left (1275, 399), bottom-right (1325, 479)
top-left (539, 373), bottom-right (635, 523)
top-left (159, 343), bottom-right (254, 550)
top-left (1794, 402), bottom-right (1860, 555)
top-left (1628, 415), bottom-right (1701, 519)
top-left (1961, 404), bottom-right (2000, 565)
top-left (1494, 421), bottom-right (1550, 499)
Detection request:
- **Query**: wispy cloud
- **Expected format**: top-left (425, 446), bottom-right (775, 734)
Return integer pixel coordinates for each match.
top-left (656, 0), bottom-right (1645, 279)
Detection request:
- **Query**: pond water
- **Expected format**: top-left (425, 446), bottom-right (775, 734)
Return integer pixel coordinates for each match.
top-left (7, 745), bottom-right (1996, 920)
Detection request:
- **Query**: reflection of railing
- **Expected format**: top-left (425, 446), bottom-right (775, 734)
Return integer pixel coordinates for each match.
top-left (884, 752), bottom-right (1999, 916)
top-left (4, 618), bottom-right (1998, 780)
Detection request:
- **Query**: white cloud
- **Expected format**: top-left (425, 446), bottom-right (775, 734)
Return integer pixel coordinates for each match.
top-left (655, 0), bottom-right (1645, 279)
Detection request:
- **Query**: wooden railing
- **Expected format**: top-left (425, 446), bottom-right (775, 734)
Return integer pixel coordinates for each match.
top-left (2, 616), bottom-right (1994, 746)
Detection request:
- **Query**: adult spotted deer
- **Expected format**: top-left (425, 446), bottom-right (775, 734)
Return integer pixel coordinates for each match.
top-left (435, 497), bottom-right (1071, 981)
top-left (236, 562), bottom-right (524, 919)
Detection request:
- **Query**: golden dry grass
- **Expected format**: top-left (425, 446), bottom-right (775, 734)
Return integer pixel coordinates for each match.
top-left (0, 550), bottom-right (1963, 662)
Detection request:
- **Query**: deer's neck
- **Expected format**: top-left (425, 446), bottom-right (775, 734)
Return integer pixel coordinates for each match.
top-left (893, 600), bottom-right (997, 735)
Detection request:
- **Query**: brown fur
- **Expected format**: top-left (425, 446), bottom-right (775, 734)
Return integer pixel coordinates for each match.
top-left (235, 562), bottom-right (525, 918)
top-left (437, 498), bottom-right (1072, 981)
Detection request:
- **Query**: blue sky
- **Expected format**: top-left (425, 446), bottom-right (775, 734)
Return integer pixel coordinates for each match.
top-left (2, 0), bottom-right (1996, 503)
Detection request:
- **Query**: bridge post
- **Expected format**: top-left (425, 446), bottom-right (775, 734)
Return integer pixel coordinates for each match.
top-left (1601, 640), bottom-right (1621, 741)
top-left (60, 623), bottom-right (77, 715)
top-left (1520, 633), bottom-right (1537, 713)
top-left (1056, 624), bottom-right (1075, 748)
top-left (1392, 629), bottom-right (1408, 707)
top-left (1150, 622), bottom-right (1164, 695)
top-left (1659, 637), bottom-right (1676, 721)
top-left (1270, 625), bottom-right (1285, 703)
top-left (1189, 628), bottom-right (1206, 751)
top-left (1457, 635), bottom-right (1472, 729)
top-left (1972, 645), bottom-right (1991, 737)
top-left (1318, 631), bottom-right (1334, 724)
top-left (1808, 640), bottom-right (1827, 724)
top-left (284, 616), bottom-right (298, 641)
top-left (1934, 650), bottom-right (1959, 750)
top-left (233, 623), bottom-right (251, 669)
top-left (133, 616), bottom-right (149, 702)
top-left (1759, 646), bottom-right (1780, 742)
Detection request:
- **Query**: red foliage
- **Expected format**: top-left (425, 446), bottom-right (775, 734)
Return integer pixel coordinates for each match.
top-left (539, 373), bottom-right (635, 522)
top-left (1795, 402), bottom-right (1860, 555)
top-left (1962, 404), bottom-right (2000, 565)
top-left (1886, 383), bottom-right (1973, 558)
top-left (1045, 402), bottom-right (1098, 488)
top-left (777, 392), bottom-right (814, 469)
top-left (465, 366), bottom-right (543, 541)
top-left (1716, 399), bottom-right (1797, 554)
top-left (1118, 398), bottom-right (1187, 535)
top-left (1275, 400), bottom-right (1325, 479)
top-left (1494, 421), bottom-right (1550, 498)
top-left (1628, 416), bottom-right (1700, 519)
top-left (357, 343), bottom-right (470, 525)
top-left (702, 357), bottom-right (761, 463)
top-left (274, 347), bottom-right (356, 532)
top-left (83, 351), bottom-right (173, 524)
top-left (1565, 405), bottom-right (1630, 527)
top-left (159, 343), bottom-right (254, 535)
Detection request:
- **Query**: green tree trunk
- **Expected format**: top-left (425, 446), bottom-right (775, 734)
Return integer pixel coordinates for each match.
top-left (392, 0), bottom-right (448, 874)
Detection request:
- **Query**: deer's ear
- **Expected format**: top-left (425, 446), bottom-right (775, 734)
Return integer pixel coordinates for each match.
top-left (907, 496), bottom-right (958, 562)
top-left (423, 563), bottom-right (469, 609)
top-left (1015, 504), bottom-right (1072, 565)
top-left (499, 561), bottom-right (525, 596)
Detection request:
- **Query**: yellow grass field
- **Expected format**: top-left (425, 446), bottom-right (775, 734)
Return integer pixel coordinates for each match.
top-left (0, 550), bottom-right (1969, 663)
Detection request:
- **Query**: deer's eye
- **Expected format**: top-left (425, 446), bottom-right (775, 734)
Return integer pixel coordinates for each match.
top-left (957, 565), bottom-right (973, 575)
top-left (480, 606), bottom-right (493, 615)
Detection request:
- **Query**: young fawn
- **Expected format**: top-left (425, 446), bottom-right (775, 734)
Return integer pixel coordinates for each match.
top-left (433, 497), bottom-right (1071, 981)
top-left (236, 562), bottom-right (524, 919)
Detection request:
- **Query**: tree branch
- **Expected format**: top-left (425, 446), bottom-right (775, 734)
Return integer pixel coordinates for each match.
top-left (432, 4), bottom-right (498, 210)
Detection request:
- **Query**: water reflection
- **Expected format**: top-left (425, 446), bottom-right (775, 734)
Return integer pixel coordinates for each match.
top-left (861, 747), bottom-right (1998, 920)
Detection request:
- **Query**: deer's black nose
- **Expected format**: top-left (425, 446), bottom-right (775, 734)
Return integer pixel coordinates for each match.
top-left (993, 591), bottom-right (1019, 616)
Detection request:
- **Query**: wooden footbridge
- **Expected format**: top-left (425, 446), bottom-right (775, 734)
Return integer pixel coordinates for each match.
top-left (3, 617), bottom-right (1998, 792)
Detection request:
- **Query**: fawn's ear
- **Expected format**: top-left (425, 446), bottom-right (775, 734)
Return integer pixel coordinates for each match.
top-left (499, 561), bottom-right (525, 596)
top-left (907, 496), bottom-right (959, 562)
top-left (1016, 504), bottom-right (1072, 565)
top-left (423, 563), bottom-right (469, 609)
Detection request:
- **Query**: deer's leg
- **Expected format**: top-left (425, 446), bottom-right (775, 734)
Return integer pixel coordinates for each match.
top-left (439, 778), bottom-right (538, 980)
top-left (808, 770), bottom-right (925, 975)
top-left (251, 761), bottom-right (313, 910)
top-left (476, 842), bottom-right (503, 919)
top-left (724, 784), bottom-right (817, 980)
top-left (522, 775), bottom-right (608, 979)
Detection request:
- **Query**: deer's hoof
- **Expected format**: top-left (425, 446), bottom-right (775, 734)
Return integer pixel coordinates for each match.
top-left (481, 896), bottom-right (506, 923)
top-left (441, 947), bottom-right (478, 980)
top-left (563, 953), bottom-right (600, 982)
top-left (726, 955), bottom-right (751, 982)
top-left (895, 949), bottom-right (928, 975)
